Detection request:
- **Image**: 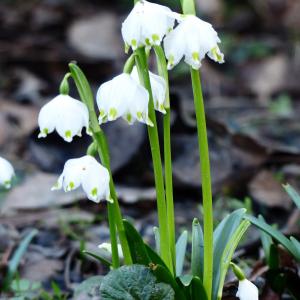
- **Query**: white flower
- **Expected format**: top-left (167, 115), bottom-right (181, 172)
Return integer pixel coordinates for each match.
top-left (0, 157), bottom-right (14, 189)
top-left (121, 0), bottom-right (175, 51)
top-left (52, 155), bottom-right (111, 203)
top-left (236, 279), bottom-right (259, 300)
top-left (38, 94), bottom-right (89, 142)
top-left (98, 242), bottom-right (123, 259)
top-left (164, 15), bottom-right (224, 70)
top-left (131, 66), bottom-right (167, 113)
top-left (96, 73), bottom-right (153, 126)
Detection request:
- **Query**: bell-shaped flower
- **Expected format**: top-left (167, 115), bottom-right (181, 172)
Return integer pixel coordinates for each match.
top-left (131, 67), bottom-right (167, 114)
top-left (164, 15), bottom-right (224, 70)
top-left (38, 94), bottom-right (89, 142)
top-left (52, 155), bottom-right (111, 203)
top-left (121, 0), bottom-right (175, 51)
top-left (0, 157), bottom-right (14, 189)
top-left (98, 242), bottom-right (124, 259)
top-left (96, 73), bottom-right (153, 126)
top-left (236, 279), bottom-right (259, 300)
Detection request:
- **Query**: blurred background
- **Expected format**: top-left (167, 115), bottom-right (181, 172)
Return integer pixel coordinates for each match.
top-left (0, 0), bottom-right (300, 298)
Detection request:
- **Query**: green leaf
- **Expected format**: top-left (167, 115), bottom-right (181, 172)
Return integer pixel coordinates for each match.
top-left (4, 229), bottom-right (38, 289)
top-left (245, 214), bottom-right (300, 261)
top-left (191, 218), bottom-right (204, 280)
top-left (283, 184), bottom-right (300, 209)
top-left (153, 226), bottom-right (160, 254)
top-left (74, 276), bottom-right (103, 298)
top-left (190, 276), bottom-right (208, 300)
top-left (100, 265), bottom-right (175, 300)
top-left (258, 215), bottom-right (273, 264)
top-left (290, 237), bottom-right (300, 258)
top-left (216, 220), bottom-right (250, 300)
top-left (123, 220), bottom-right (151, 265)
top-left (145, 244), bottom-right (168, 270)
top-left (150, 264), bottom-right (186, 300)
top-left (178, 274), bottom-right (193, 287)
top-left (213, 209), bottom-right (246, 300)
top-left (175, 230), bottom-right (188, 276)
top-left (180, 0), bottom-right (196, 15)
top-left (82, 250), bottom-right (112, 267)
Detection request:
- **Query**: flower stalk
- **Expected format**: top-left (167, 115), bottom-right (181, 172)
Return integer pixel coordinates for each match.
top-left (69, 63), bottom-right (132, 266)
top-left (134, 47), bottom-right (173, 273)
top-left (153, 45), bottom-right (175, 270)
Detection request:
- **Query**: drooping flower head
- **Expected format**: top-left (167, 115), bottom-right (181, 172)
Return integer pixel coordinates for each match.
top-left (98, 242), bottom-right (124, 259)
top-left (131, 66), bottom-right (167, 114)
top-left (122, 0), bottom-right (175, 51)
top-left (38, 94), bottom-right (89, 142)
top-left (236, 279), bottom-right (259, 300)
top-left (0, 157), bottom-right (14, 189)
top-left (52, 155), bottom-right (111, 203)
top-left (96, 73), bottom-right (153, 126)
top-left (164, 15), bottom-right (224, 70)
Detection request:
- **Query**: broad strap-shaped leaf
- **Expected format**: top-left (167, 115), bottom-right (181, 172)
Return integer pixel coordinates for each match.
top-left (123, 220), bottom-right (151, 265)
top-left (216, 220), bottom-right (250, 300)
top-left (190, 276), bottom-right (208, 300)
top-left (150, 264), bottom-right (187, 300)
top-left (176, 230), bottom-right (188, 277)
top-left (213, 208), bottom-right (246, 300)
top-left (258, 215), bottom-right (273, 265)
top-left (191, 218), bottom-right (204, 280)
top-left (82, 250), bottom-right (111, 267)
top-left (100, 265), bottom-right (175, 300)
top-left (244, 214), bottom-right (300, 261)
top-left (145, 244), bottom-right (169, 270)
top-left (283, 184), bottom-right (300, 209)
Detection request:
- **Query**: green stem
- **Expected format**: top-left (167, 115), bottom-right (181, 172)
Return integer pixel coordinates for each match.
top-left (107, 203), bottom-right (119, 268)
top-left (135, 47), bottom-right (173, 273)
top-left (69, 63), bottom-right (132, 265)
top-left (191, 69), bottom-right (213, 299)
top-left (154, 45), bottom-right (175, 271)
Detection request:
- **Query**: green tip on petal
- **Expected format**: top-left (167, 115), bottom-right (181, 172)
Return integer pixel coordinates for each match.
top-left (136, 111), bottom-right (143, 120)
top-left (211, 46), bottom-right (224, 62)
top-left (99, 109), bottom-right (106, 117)
top-left (126, 113), bottom-right (132, 123)
top-left (91, 187), bottom-right (98, 197)
top-left (152, 34), bottom-right (160, 44)
top-left (65, 130), bottom-right (72, 139)
top-left (109, 108), bottom-right (117, 119)
top-left (131, 39), bottom-right (137, 49)
top-left (69, 181), bottom-right (75, 190)
top-left (4, 180), bottom-right (11, 189)
top-left (125, 43), bottom-right (130, 54)
top-left (192, 52), bottom-right (200, 62)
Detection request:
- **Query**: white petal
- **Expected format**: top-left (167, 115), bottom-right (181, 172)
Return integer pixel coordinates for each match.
top-left (0, 157), bottom-right (14, 188)
top-left (121, 0), bottom-right (176, 50)
top-left (236, 279), bottom-right (259, 300)
top-left (38, 95), bottom-right (89, 142)
top-left (98, 242), bottom-right (124, 259)
top-left (164, 15), bottom-right (224, 69)
top-left (81, 157), bottom-right (110, 203)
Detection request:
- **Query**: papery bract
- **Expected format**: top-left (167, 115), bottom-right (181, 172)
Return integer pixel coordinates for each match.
top-left (52, 155), bottom-right (111, 203)
top-left (131, 66), bottom-right (167, 113)
top-left (236, 279), bottom-right (259, 300)
top-left (121, 0), bottom-right (175, 51)
top-left (96, 73), bottom-right (153, 126)
top-left (38, 94), bottom-right (89, 142)
top-left (164, 15), bottom-right (224, 70)
top-left (0, 157), bottom-right (14, 189)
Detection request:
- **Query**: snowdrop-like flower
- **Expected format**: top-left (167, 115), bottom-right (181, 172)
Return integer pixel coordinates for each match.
top-left (52, 155), bottom-right (111, 203)
top-left (164, 15), bottom-right (224, 70)
top-left (131, 66), bottom-right (167, 113)
top-left (38, 95), bottom-right (89, 142)
top-left (121, 0), bottom-right (175, 51)
top-left (98, 242), bottom-right (123, 259)
top-left (236, 279), bottom-right (259, 300)
top-left (0, 157), bottom-right (14, 189)
top-left (96, 73), bottom-right (153, 126)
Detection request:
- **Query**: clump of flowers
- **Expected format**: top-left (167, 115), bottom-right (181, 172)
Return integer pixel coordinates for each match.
top-left (1, 0), bottom-right (296, 299)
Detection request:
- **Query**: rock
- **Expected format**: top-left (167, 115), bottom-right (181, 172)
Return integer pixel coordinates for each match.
top-left (241, 55), bottom-right (288, 103)
top-left (68, 12), bottom-right (122, 60)
top-left (249, 170), bottom-right (292, 209)
top-left (1, 172), bottom-right (85, 215)
top-left (116, 185), bottom-right (156, 204)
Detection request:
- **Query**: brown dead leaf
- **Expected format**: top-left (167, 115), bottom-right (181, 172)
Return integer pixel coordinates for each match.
top-left (249, 170), bottom-right (292, 209)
